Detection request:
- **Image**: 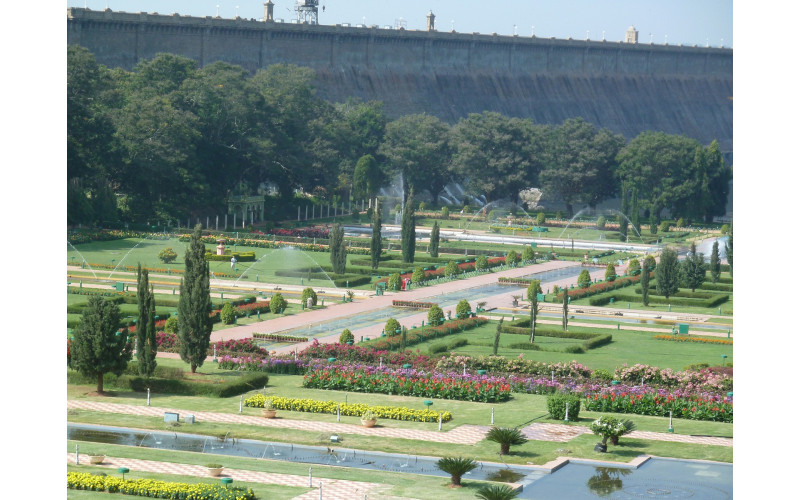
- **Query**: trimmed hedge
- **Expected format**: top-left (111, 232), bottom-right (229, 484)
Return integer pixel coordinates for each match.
top-left (67, 370), bottom-right (269, 397)
top-left (589, 291), bottom-right (729, 308)
top-left (204, 251), bottom-right (256, 262)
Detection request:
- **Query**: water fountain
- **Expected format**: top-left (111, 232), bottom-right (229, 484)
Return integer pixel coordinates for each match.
top-left (67, 241), bottom-right (98, 280)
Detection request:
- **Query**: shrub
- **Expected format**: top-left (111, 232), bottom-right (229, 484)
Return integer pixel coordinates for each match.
top-left (720, 224), bottom-right (730, 235)
top-left (628, 258), bottom-right (641, 275)
top-left (659, 221), bottom-right (671, 233)
top-left (536, 212), bottom-right (546, 225)
top-left (596, 216), bottom-right (606, 229)
top-left (300, 287), bottom-right (318, 307)
top-left (428, 304), bottom-right (445, 326)
top-left (387, 272), bottom-right (402, 291)
top-left (578, 269), bottom-right (592, 288)
top-left (220, 303), bottom-right (236, 325)
top-left (67, 472), bottom-right (256, 499)
top-left (605, 263), bottom-right (617, 282)
top-left (555, 211), bottom-right (563, 220)
top-left (444, 261), bottom-right (459, 278)
top-left (418, 201), bottom-right (426, 211)
top-left (676, 218), bottom-right (685, 228)
top-left (269, 293), bottom-right (287, 314)
top-left (476, 484), bottom-right (520, 500)
top-left (455, 299), bottom-right (472, 319)
top-left (486, 427), bottom-right (528, 455)
top-left (385, 318), bottom-right (401, 336)
top-left (441, 206), bottom-right (450, 219)
top-left (428, 342), bottom-right (448, 354)
top-left (158, 247), bottom-right (178, 264)
top-left (592, 368), bottom-right (614, 382)
top-left (163, 316), bottom-right (178, 333)
top-left (546, 392), bottom-right (581, 421)
top-left (506, 250), bottom-right (519, 265)
top-left (412, 267), bottom-right (426, 284)
top-left (521, 246), bottom-right (535, 262)
top-left (339, 329), bottom-right (354, 344)
top-left (476, 255), bottom-right (488, 270)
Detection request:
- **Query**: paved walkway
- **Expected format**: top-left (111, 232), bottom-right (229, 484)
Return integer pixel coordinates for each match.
top-left (67, 453), bottom-right (392, 500)
top-left (68, 400), bottom-right (732, 447)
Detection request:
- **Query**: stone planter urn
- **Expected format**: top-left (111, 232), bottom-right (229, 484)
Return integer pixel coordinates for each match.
top-left (361, 419), bottom-right (377, 428)
top-left (206, 466), bottom-right (224, 477)
top-left (89, 455), bottom-right (105, 465)
top-left (262, 409), bottom-right (277, 419)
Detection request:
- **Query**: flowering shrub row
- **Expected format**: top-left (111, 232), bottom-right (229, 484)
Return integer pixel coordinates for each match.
top-left (654, 335), bottom-right (733, 345)
top-left (67, 472), bottom-right (255, 499)
top-left (435, 355), bottom-right (594, 379)
top-left (375, 257), bottom-right (506, 286)
top-left (244, 394), bottom-right (452, 422)
top-left (68, 229), bottom-right (173, 244)
top-left (302, 366), bottom-right (512, 402)
top-left (217, 356), bottom-right (310, 374)
top-left (392, 300), bottom-right (437, 309)
top-left (367, 317), bottom-right (488, 351)
top-left (557, 273), bottom-right (643, 301)
top-left (613, 363), bottom-right (732, 392)
top-left (252, 333), bottom-right (308, 343)
top-left (299, 340), bottom-right (439, 370)
top-left (584, 387), bottom-right (732, 422)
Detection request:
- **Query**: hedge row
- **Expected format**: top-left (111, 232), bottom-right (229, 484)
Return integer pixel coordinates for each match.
top-left (589, 291), bottom-right (728, 308)
top-left (67, 370), bottom-right (269, 398)
top-left (501, 320), bottom-right (613, 352)
top-left (204, 251), bottom-right (256, 262)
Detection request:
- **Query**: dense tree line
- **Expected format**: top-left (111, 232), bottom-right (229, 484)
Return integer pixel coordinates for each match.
top-left (68, 46), bottom-right (731, 226)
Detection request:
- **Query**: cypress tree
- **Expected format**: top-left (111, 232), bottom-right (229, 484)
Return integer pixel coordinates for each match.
top-left (562, 287), bottom-right (569, 331)
top-left (526, 280), bottom-right (542, 343)
top-left (70, 296), bottom-right (131, 394)
top-left (630, 188), bottom-right (640, 237)
top-left (655, 248), bottom-right (680, 301)
top-left (724, 226), bottom-right (733, 277)
top-left (618, 182), bottom-right (628, 242)
top-left (493, 318), bottom-right (503, 355)
top-left (649, 204), bottom-right (659, 235)
top-left (401, 190), bottom-right (416, 263)
top-left (330, 224), bottom-right (347, 275)
top-left (681, 242), bottom-right (706, 292)
top-left (430, 220), bottom-right (440, 258)
top-left (710, 240), bottom-right (721, 283)
top-left (177, 224), bottom-right (213, 373)
top-left (370, 203), bottom-right (382, 269)
top-left (640, 264), bottom-right (650, 306)
top-left (136, 264), bottom-right (157, 379)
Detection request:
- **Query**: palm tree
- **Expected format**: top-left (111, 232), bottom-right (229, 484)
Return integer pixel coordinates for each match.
top-left (475, 484), bottom-right (520, 500)
top-left (486, 427), bottom-right (528, 455)
top-left (436, 456), bottom-right (478, 486)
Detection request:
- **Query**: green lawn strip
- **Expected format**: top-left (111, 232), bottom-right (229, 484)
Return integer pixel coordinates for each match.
top-left (66, 463), bottom-right (305, 500)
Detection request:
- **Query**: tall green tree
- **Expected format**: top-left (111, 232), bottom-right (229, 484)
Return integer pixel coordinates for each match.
top-left (640, 263), bottom-right (651, 306)
top-left (353, 154), bottom-right (381, 202)
top-left (429, 220), bottom-right (440, 258)
top-left (562, 287), bottom-right (569, 331)
top-left (370, 203), bottom-right (382, 269)
top-left (70, 296), bottom-right (132, 394)
top-left (655, 248), bottom-right (680, 301)
top-left (494, 318), bottom-right (503, 355)
top-left (401, 191), bottom-right (416, 263)
top-left (725, 227), bottom-right (733, 277)
top-left (681, 242), bottom-right (706, 292)
top-left (710, 240), bottom-right (721, 283)
top-left (379, 113), bottom-right (453, 203)
top-left (136, 264), bottom-right (157, 379)
top-left (539, 118), bottom-right (624, 216)
top-left (526, 280), bottom-right (542, 343)
top-left (330, 224), bottom-right (347, 275)
top-left (618, 182), bottom-right (629, 242)
top-left (177, 224), bottom-right (213, 373)
top-left (630, 188), bottom-right (641, 237)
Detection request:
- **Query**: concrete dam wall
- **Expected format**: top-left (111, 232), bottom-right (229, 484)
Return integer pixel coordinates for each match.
top-left (67, 8), bottom-right (733, 157)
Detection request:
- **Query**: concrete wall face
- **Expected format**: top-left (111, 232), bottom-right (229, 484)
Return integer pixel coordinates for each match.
top-left (67, 9), bottom-right (732, 155)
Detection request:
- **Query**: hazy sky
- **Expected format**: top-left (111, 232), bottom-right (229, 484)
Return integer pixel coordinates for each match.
top-left (67, 1), bottom-right (733, 48)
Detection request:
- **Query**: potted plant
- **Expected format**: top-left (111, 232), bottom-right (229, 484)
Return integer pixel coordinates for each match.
top-left (205, 463), bottom-right (224, 477)
top-left (262, 399), bottom-right (277, 419)
top-left (590, 416), bottom-right (636, 452)
top-left (88, 452), bottom-right (106, 465)
top-left (360, 410), bottom-right (378, 428)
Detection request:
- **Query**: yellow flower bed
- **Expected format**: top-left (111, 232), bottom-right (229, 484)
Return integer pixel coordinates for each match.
top-left (653, 335), bottom-right (732, 345)
top-left (67, 472), bottom-right (255, 499)
top-left (244, 394), bottom-right (453, 423)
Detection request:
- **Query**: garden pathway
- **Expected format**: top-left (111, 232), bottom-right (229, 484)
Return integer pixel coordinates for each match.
top-left (67, 400), bottom-right (732, 447)
top-left (67, 453), bottom-right (396, 500)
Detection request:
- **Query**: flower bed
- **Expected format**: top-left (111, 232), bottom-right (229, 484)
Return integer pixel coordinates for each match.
top-left (557, 273), bottom-right (642, 301)
top-left (298, 340), bottom-right (438, 371)
top-left (302, 365), bottom-right (512, 403)
top-left (217, 356), bottom-right (309, 374)
top-left (584, 386), bottom-right (732, 423)
top-left (392, 300), bottom-right (437, 309)
top-left (67, 472), bottom-right (255, 499)
top-left (244, 394), bottom-right (452, 422)
top-left (252, 333), bottom-right (308, 343)
top-left (654, 335), bottom-right (732, 345)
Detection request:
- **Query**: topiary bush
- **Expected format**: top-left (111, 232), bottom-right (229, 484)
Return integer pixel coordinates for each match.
top-left (596, 216), bottom-right (606, 229)
top-left (428, 304), bottom-right (445, 326)
top-left (339, 329), bottom-right (354, 344)
top-left (455, 299), bottom-right (472, 319)
top-left (158, 247), bottom-right (178, 264)
top-left (506, 250), bottom-right (519, 266)
top-left (387, 272), bottom-right (402, 291)
top-left (385, 318), bottom-right (401, 336)
top-left (627, 258), bottom-right (641, 276)
top-left (536, 212), bottom-right (546, 226)
top-left (164, 316), bottom-right (178, 334)
top-left (605, 263), bottom-right (617, 282)
top-left (476, 255), bottom-right (488, 270)
top-left (441, 206), bottom-right (450, 219)
top-left (578, 269), bottom-right (592, 288)
top-left (445, 261), bottom-right (459, 278)
top-left (412, 267), bottom-right (426, 285)
top-left (269, 293), bottom-right (287, 314)
top-left (659, 221), bottom-right (671, 233)
top-left (546, 393), bottom-right (581, 421)
top-left (521, 246), bottom-right (535, 262)
top-left (220, 302), bottom-right (236, 324)
top-left (300, 287), bottom-right (317, 307)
